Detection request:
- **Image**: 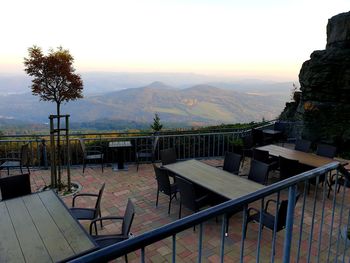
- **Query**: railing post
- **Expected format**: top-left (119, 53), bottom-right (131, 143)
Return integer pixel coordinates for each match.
top-left (282, 185), bottom-right (297, 263)
top-left (41, 139), bottom-right (48, 169)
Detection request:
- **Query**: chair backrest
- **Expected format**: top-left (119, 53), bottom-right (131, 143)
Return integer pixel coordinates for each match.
top-left (253, 148), bottom-right (270, 163)
top-left (0, 173), bottom-right (31, 200)
top-left (248, 160), bottom-right (269, 185)
top-left (274, 121), bottom-right (286, 132)
top-left (94, 183), bottom-right (105, 218)
top-left (122, 199), bottom-right (135, 236)
top-left (160, 148), bottom-right (177, 165)
top-left (276, 193), bottom-right (300, 230)
top-left (279, 156), bottom-right (300, 180)
top-left (243, 135), bottom-right (254, 149)
top-left (294, 139), bottom-right (311, 153)
top-left (252, 129), bottom-right (264, 146)
top-left (222, 152), bottom-right (242, 175)
top-left (20, 144), bottom-right (30, 166)
top-left (78, 139), bottom-right (87, 158)
top-left (176, 176), bottom-right (198, 211)
top-left (153, 164), bottom-right (172, 195)
top-left (316, 144), bottom-right (337, 158)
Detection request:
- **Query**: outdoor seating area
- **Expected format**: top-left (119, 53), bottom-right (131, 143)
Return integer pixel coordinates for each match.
top-left (0, 138), bottom-right (350, 262)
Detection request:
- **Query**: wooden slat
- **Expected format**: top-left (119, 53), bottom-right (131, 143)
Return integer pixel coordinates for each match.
top-left (165, 159), bottom-right (264, 200)
top-left (5, 197), bottom-right (52, 263)
top-left (23, 193), bottom-right (74, 262)
top-left (257, 144), bottom-right (334, 167)
top-left (38, 191), bottom-right (95, 254)
top-left (0, 202), bottom-right (25, 263)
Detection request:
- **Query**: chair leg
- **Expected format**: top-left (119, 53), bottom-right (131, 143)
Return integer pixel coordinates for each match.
top-left (178, 201), bottom-right (182, 219)
top-left (156, 189), bottom-right (159, 207)
top-left (20, 165), bottom-right (23, 174)
top-left (83, 159), bottom-right (86, 173)
top-left (99, 210), bottom-right (103, 228)
top-left (124, 254), bottom-right (128, 263)
top-left (101, 159), bottom-right (104, 173)
top-left (168, 195), bottom-right (173, 215)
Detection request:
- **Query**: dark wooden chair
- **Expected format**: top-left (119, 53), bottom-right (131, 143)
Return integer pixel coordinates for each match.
top-left (316, 144), bottom-right (337, 158)
top-left (0, 173), bottom-right (31, 200)
top-left (70, 183), bottom-right (105, 233)
top-left (0, 144), bottom-right (30, 176)
top-left (241, 135), bottom-right (254, 167)
top-left (136, 136), bottom-right (159, 171)
top-left (153, 164), bottom-right (178, 214)
top-left (279, 156), bottom-right (300, 180)
top-left (327, 165), bottom-right (350, 198)
top-left (294, 139), bottom-right (311, 153)
top-left (244, 193), bottom-right (300, 238)
top-left (176, 176), bottom-right (210, 219)
top-left (160, 148), bottom-right (177, 166)
top-left (217, 152), bottom-right (242, 175)
top-left (79, 139), bottom-right (104, 173)
top-left (89, 199), bottom-right (135, 263)
top-left (252, 148), bottom-right (278, 171)
top-left (241, 159), bottom-right (270, 185)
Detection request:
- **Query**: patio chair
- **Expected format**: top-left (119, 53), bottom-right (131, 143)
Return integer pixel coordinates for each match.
top-left (241, 159), bottom-right (270, 185)
top-left (0, 173), bottom-right (31, 200)
top-left (327, 165), bottom-right (350, 198)
top-left (79, 139), bottom-right (104, 173)
top-left (244, 193), bottom-right (300, 238)
top-left (176, 176), bottom-right (210, 219)
top-left (70, 183), bottom-right (105, 232)
top-left (241, 135), bottom-right (254, 167)
top-left (252, 128), bottom-right (265, 146)
top-left (136, 136), bottom-right (159, 171)
top-left (0, 143), bottom-right (30, 176)
top-left (217, 152), bottom-right (242, 175)
top-left (153, 164), bottom-right (178, 214)
top-left (89, 199), bottom-right (135, 263)
top-left (160, 148), bottom-right (177, 166)
top-left (252, 148), bottom-right (278, 171)
top-left (294, 139), bottom-right (311, 153)
top-left (316, 144), bottom-right (337, 158)
top-left (279, 156), bottom-right (300, 180)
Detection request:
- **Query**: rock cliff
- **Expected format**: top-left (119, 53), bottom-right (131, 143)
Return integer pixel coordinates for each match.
top-left (281, 11), bottom-right (350, 151)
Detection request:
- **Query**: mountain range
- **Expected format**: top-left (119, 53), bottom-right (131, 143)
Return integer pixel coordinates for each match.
top-left (0, 79), bottom-right (292, 128)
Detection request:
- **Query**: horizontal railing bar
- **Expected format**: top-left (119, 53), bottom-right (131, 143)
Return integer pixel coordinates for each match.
top-left (68, 162), bottom-right (340, 263)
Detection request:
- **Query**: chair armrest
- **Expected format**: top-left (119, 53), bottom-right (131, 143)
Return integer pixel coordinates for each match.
top-left (265, 199), bottom-right (278, 211)
top-left (72, 193), bottom-right (99, 207)
top-left (247, 207), bottom-right (260, 217)
top-left (89, 216), bottom-right (124, 235)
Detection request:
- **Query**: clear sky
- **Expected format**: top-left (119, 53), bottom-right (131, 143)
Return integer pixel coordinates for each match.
top-left (0, 0), bottom-right (348, 81)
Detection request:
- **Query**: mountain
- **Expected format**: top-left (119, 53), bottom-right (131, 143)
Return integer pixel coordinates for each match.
top-left (0, 81), bottom-right (291, 127)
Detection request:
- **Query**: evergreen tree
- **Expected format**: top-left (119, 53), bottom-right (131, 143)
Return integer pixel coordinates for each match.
top-left (150, 113), bottom-right (163, 132)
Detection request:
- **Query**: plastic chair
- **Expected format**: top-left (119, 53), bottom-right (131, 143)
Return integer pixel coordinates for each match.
top-left (241, 159), bottom-right (270, 185)
top-left (0, 144), bottom-right (30, 175)
top-left (160, 148), bottom-right (177, 166)
top-left (176, 176), bottom-right (210, 219)
top-left (70, 183), bottom-right (105, 233)
top-left (294, 139), bottom-right (311, 153)
top-left (0, 173), bottom-right (31, 200)
top-left (136, 136), bottom-right (159, 171)
top-left (79, 139), bottom-right (104, 173)
top-left (153, 164), bottom-right (178, 214)
top-left (89, 199), bottom-right (135, 263)
top-left (217, 152), bottom-right (242, 175)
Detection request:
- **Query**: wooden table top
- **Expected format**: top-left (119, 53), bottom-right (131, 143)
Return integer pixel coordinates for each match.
top-left (0, 190), bottom-right (96, 263)
top-left (257, 144), bottom-right (336, 167)
top-left (164, 159), bottom-right (265, 200)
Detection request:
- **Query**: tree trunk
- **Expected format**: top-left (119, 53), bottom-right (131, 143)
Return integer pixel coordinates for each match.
top-left (56, 103), bottom-right (62, 191)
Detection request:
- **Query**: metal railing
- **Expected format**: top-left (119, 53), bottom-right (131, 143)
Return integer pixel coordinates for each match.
top-left (67, 161), bottom-right (350, 263)
top-left (0, 121), bottom-right (276, 168)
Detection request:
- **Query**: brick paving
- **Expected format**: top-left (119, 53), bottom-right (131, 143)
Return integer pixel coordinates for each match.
top-left (19, 158), bottom-right (350, 262)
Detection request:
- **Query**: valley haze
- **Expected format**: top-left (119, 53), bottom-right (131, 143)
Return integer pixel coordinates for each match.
top-left (0, 72), bottom-right (293, 130)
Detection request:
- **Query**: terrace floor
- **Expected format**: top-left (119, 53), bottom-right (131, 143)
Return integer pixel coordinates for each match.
top-left (11, 155), bottom-right (350, 262)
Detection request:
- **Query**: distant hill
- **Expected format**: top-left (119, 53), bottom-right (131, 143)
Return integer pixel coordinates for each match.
top-left (0, 81), bottom-right (291, 127)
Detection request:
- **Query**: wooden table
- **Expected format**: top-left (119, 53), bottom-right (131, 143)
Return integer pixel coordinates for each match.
top-left (164, 159), bottom-right (264, 200)
top-left (109, 141), bottom-right (132, 171)
top-left (256, 144), bottom-right (336, 167)
top-left (0, 190), bottom-right (96, 263)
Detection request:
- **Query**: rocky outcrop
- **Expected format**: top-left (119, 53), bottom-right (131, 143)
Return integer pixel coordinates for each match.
top-left (281, 11), bottom-right (350, 151)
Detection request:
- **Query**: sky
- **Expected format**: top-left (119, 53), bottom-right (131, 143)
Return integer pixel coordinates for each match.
top-left (0, 0), bottom-right (348, 81)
